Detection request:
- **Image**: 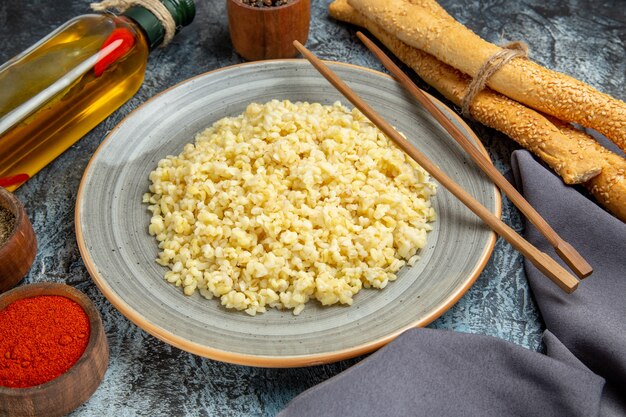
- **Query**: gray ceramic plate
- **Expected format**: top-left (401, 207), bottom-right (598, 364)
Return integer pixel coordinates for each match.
top-left (76, 60), bottom-right (500, 367)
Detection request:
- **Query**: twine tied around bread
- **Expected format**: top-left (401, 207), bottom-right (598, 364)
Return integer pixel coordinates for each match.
top-left (461, 41), bottom-right (529, 118)
top-left (90, 0), bottom-right (177, 46)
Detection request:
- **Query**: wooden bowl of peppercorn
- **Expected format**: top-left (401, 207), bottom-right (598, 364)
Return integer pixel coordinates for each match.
top-left (0, 282), bottom-right (109, 417)
top-left (227, 0), bottom-right (310, 61)
top-left (0, 187), bottom-right (37, 294)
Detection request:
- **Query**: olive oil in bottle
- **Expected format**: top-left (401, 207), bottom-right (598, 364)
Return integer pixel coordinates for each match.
top-left (0, 0), bottom-right (195, 191)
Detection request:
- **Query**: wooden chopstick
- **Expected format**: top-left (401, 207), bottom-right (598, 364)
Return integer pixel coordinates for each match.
top-left (293, 40), bottom-right (579, 294)
top-left (356, 31), bottom-right (592, 279)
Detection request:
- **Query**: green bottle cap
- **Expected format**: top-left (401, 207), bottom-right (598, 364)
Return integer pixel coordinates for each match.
top-left (124, 0), bottom-right (196, 50)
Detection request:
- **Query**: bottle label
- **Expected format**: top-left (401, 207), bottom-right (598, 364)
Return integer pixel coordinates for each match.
top-left (94, 28), bottom-right (136, 77)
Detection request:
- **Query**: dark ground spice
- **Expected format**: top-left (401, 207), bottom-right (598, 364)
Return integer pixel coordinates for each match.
top-left (241, 0), bottom-right (291, 7)
top-left (0, 206), bottom-right (15, 246)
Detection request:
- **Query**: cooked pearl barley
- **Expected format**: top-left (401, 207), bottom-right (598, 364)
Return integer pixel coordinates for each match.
top-left (144, 100), bottom-right (436, 315)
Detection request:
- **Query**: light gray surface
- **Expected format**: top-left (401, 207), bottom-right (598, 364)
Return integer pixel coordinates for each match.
top-left (2, 0), bottom-right (623, 415)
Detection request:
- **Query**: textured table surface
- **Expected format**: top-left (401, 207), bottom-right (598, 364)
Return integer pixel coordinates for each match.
top-left (1, 0), bottom-right (623, 415)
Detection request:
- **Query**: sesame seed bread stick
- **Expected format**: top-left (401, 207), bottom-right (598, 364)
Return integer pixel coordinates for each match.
top-left (329, 0), bottom-right (626, 222)
top-left (329, 0), bottom-right (602, 185)
top-left (347, 0), bottom-right (626, 152)
top-left (584, 153), bottom-right (626, 223)
top-left (550, 120), bottom-right (626, 222)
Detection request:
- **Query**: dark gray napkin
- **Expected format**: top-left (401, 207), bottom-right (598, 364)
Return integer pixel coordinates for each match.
top-left (279, 149), bottom-right (626, 417)
top-left (511, 150), bottom-right (626, 416)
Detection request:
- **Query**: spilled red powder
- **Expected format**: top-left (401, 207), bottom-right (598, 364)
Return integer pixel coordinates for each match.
top-left (0, 295), bottom-right (90, 388)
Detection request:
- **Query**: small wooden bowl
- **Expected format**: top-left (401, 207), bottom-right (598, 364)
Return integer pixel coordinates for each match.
top-left (0, 187), bottom-right (37, 293)
top-left (0, 283), bottom-right (109, 417)
top-left (227, 0), bottom-right (310, 61)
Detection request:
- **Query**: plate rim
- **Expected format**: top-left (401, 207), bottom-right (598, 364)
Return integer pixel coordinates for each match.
top-left (75, 59), bottom-right (501, 367)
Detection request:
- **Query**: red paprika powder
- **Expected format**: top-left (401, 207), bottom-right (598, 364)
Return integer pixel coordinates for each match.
top-left (0, 295), bottom-right (90, 388)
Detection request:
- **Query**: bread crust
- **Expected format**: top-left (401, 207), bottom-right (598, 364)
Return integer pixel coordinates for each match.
top-left (551, 121), bottom-right (626, 222)
top-left (347, 0), bottom-right (626, 153)
top-left (329, 0), bottom-right (626, 222)
top-left (329, 0), bottom-right (602, 185)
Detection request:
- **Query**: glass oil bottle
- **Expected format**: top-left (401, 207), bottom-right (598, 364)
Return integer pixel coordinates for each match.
top-left (0, 0), bottom-right (195, 190)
